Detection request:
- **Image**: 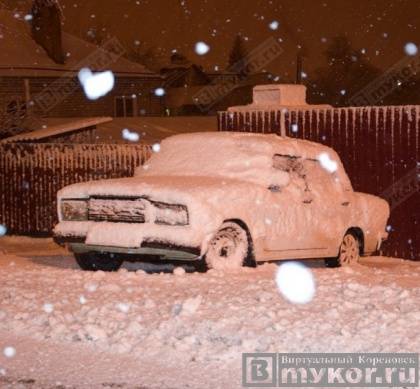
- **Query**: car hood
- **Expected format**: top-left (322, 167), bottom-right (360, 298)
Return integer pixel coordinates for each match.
top-left (58, 175), bottom-right (265, 200)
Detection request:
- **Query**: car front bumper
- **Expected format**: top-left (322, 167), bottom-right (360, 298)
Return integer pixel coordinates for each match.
top-left (54, 221), bottom-right (202, 261)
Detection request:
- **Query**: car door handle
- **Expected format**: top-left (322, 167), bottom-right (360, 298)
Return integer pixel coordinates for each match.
top-left (341, 201), bottom-right (350, 206)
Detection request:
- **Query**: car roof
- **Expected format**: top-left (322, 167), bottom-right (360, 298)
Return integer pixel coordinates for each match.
top-left (162, 131), bottom-right (338, 161)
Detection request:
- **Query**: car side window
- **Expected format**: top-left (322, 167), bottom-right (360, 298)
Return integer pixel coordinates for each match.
top-left (302, 158), bottom-right (344, 195)
top-left (272, 154), bottom-right (312, 201)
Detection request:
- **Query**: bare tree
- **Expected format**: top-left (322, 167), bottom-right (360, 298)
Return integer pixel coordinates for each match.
top-left (228, 34), bottom-right (249, 77)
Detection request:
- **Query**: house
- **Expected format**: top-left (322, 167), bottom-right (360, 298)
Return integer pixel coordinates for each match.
top-left (161, 53), bottom-right (210, 89)
top-left (161, 54), bottom-right (277, 115)
top-left (0, 7), bottom-right (164, 124)
top-left (1, 117), bottom-right (112, 144)
top-left (160, 53), bottom-right (211, 115)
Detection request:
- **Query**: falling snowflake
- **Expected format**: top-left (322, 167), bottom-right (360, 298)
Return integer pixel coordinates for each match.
top-left (3, 347), bottom-right (16, 358)
top-left (276, 262), bottom-right (315, 304)
top-left (79, 295), bottom-right (87, 304)
top-left (340, 89), bottom-right (346, 95)
top-left (116, 303), bottom-right (130, 313)
top-left (404, 42), bottom-right (418, 56)
top-left (269, 20), bottom-right (279, 30)
top-left (43, 303), bottom-right (54, 313)
top-left (78, 68), bottom-right (115, 100)
top-left (152, 143), bottom-right (161, 153)
top-left (195, 41), bottom-right (210, 55)
top-left (317, 152), bottom-right (338, 173)
top-left (122, 128), bottom-right (140, 142)
top-left (291, 124), bottom-right (299, 133)
top-left (24, 14), bottom-right (33, 21)
top-left (154, 87), bottom-right (165, 97)
top-left (0, 224), bottom-right (6, 236)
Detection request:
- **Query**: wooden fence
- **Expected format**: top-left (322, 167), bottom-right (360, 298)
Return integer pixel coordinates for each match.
top-left (0, 143), bottom-right (151, 234)
top-left (218, 106), bottom-right (420, 260)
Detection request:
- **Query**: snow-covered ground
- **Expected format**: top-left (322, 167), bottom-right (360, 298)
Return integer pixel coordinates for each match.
top-left (0, 236), bottom-right (419, 388)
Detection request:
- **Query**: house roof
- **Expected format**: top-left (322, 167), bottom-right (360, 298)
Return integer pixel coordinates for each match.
top-left (13, 116), bottom-right (217, 144)
top-left (1, 116), bottom-right (112, 143)
top-left (0, 9), bottom-right (159, 78)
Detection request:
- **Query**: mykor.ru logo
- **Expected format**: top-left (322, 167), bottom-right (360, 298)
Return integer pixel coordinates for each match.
top-left (242, 353), bottom-right (419, 387)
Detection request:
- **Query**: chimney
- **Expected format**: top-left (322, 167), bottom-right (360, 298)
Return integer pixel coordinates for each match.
top-left (31, 0), bottom-right (65, 64)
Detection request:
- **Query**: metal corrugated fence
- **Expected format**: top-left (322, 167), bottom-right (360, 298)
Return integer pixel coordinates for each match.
top-left (218, 106), bottom-right (420, 260)
top-left (0, 143), bottom-right (151, 234)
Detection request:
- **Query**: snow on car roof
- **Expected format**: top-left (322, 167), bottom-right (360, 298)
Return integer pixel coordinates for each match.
top-left (160, 131), bottom-right (337, 160)
top-left (139, 131), bottom-right (350, 190)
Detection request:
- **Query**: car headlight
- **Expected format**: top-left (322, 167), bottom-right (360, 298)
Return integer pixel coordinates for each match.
top-left (153, 202), bottom-right (189, 226)
top-left (61, 199), bottom-right (88, 221)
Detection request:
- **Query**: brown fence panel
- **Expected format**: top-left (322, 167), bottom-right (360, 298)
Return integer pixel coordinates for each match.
top-left (218, 106), bottom-right (420, 260)
top-left (0, 143), bottom-right (151, 234)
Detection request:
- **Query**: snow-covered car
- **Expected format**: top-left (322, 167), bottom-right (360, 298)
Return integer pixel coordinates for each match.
top-left (54, 132), bottom-right (390, 271)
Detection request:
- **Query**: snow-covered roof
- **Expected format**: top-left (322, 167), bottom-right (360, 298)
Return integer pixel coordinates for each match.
top-left (2, 116), bottom-right (112, 143)
top-left (0, 10), bottom-right (158, 78)
top-left (228, 84), bottom-right (332, 112)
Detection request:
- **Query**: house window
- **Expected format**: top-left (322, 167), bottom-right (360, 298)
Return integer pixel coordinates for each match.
top-left (6, 100), bottom-right (27, 119)
top-left (114, 96), bottom-right (137, 117)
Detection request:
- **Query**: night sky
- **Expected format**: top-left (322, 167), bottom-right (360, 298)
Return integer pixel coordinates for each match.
top-left (4, 0), bottom-right (420, 79)
top-left (63, 0), bottom-right (419, 75)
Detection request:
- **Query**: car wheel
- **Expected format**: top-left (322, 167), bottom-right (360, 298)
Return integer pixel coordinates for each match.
top-left (325, 232), bottom-right (360, 267)
top-left (74, 252), bottom-right (123, 271)
top-left (205, 221), bottom-right (255, 270)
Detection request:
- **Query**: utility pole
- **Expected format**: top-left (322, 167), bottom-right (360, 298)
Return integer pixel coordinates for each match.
top-left (296, 52), bottom-right (303, 84)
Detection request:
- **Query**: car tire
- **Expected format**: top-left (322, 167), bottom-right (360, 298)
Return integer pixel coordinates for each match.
top-left (74, 252), bottom-right (123, 271)
top-left (205, 221), bottom-right (255, 270)
top-left (325, 232), bottom-right (360, 268)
